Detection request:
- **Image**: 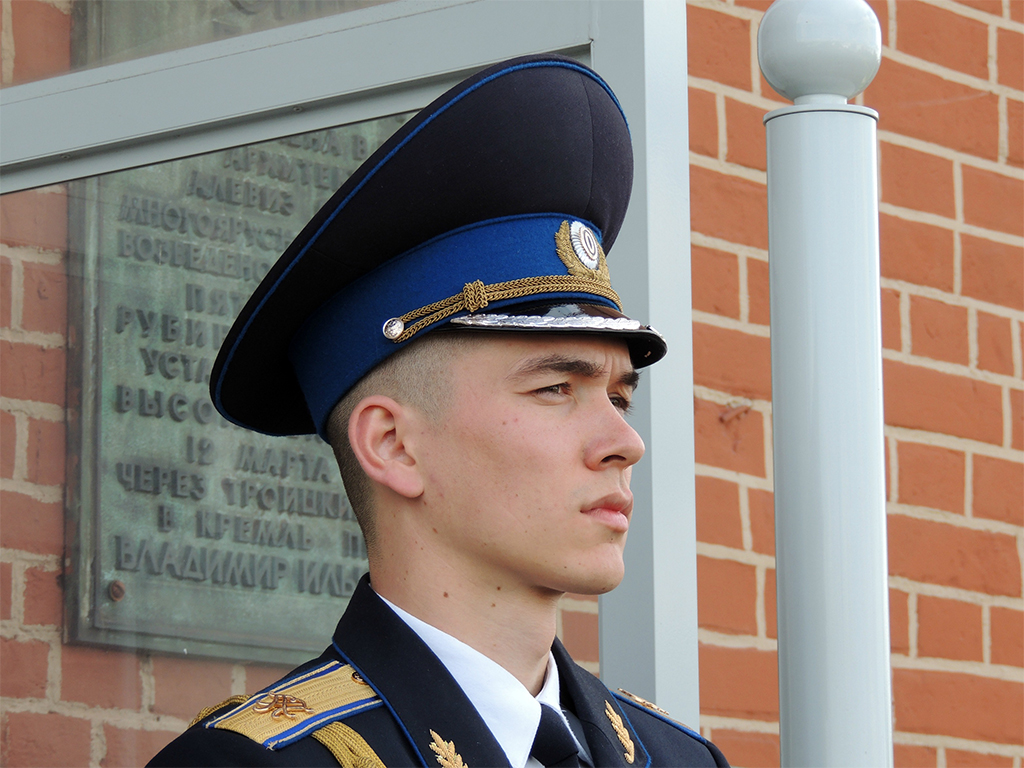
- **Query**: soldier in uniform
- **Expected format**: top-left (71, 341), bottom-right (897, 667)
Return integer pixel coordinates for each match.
top-left (150, 55), bottom-right (729, 768)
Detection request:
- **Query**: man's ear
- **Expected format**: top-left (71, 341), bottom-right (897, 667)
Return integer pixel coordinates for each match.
top-left (348, 395), bottom-right (424, 499)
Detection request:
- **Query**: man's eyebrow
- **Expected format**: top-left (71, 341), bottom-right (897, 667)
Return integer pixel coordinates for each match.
top-left (509, 354), bottom-right (641, 390)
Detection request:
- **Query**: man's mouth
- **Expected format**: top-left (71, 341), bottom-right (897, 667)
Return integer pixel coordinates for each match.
top-left (581, 493), bottom-right (632, 533)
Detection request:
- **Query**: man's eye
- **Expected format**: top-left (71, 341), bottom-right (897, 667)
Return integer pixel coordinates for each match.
top-left (610, 394), bottom-right (633, 414)
top-left (535, 383), bottom-right (571, 397)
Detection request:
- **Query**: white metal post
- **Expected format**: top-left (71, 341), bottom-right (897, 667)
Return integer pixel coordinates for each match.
top-left (758, 1), bottom-right (893, 766)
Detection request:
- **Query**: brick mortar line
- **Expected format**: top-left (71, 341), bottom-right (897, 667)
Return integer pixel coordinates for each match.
top-left (737, 251), bottom-right (751, 325)
top-left (924, 0), bottom-right (1024, 30)
top-left (689, 151), bottom-right (767, 185)
top-left (40, 0), bottom-right (72, 13)
top-left (908, 591), bottom-right (920, 658)
top-left (0, 397), bottom-right (67, 421)
top-left (754, 562), bottom-right (766, 638)
top-left (11, 558), bottom-right (60, 576)
top-left (1013, 318), bottom-right (1023, 379)
top-left (0, 327), bottom-right (67, 348)
top-left (983, 603), bottom-right (992, 665)
top-left (884, 425), bottom-right (1024, 462)
top-left (9, 256), bottom-right (24, 327)
top-left (1000, 94), bottom-right (1011, 165)
top-left (0, 478), bottom-right (65, 503)
top-left (0, 0), bottom-right (13, 87)
top-left (745, 1), bottom-right (761, 103)
top-left (8, 559), bottom-right (26, 625)
top-left (694, 463), bottom-right (774, 492)
top-left (35, 183), bottom-right (70, 196)
top-left (888, 501), bottom-right (1023, 538)
top-left (953, 227), bottom-right (965, 299)
top-left (0, 550), bottom-right (62, 568)
top-left (880, 47), bottom-right (1023, 100)
top-left (879, 277), bottom-right (1024, 322)
top-left (0, 695), bottom-right (188, 731)
top-left (738, 476), bottom-right (753, 552)
top-left (697, 715), bottom-right (779, 735)
top-left (878, 130), bottom-right (1024, 175)
top-left (889, 575), bottom-right (1024, 610)
top-left (690, 232), bottom-right (768, 261)
top-left (692, 384), bottom-right (772, 412)
top-left (885, 0), bottom-right (898, 51)
top-left (0, 625), bottom-right (62, 647)
top-left (230, 664), bottom-right (246, 696)
top-left (692, 309), bottom-right (770, 338)
top-left (12, 409), bottom-right (28, 479)
top-left (0, 244), bottom-right (65, 266)
top-left (888, 434), bottom-right (901, 503)
top-left (560, 597), bottom-right (598, 614)
top-left (881, 348), bottom-right (1024, 389)
top-left (687, 76), bottom-right (784, 115)
top-left (688, 75), bottom-right (782, 115)
top-left (954, 157), bottom-right (966, 230)
top-left (891, 653), bottom-right (1024, 682)
top-left (899, 289), bottom-right (911, 355)
top-left (761, 401), bottom-right (775, 482)
top-left (964, 437), bottom-right (976, 518)
top-left (140, 654), bottom-right (156, 712)
top-left (697, 627), bottom-right (777, 651)
top-left (696, 541), bottom-right (775, 569)
top-left (90, 719), bottom-right (105, 768)
top-left (715, 93), bottom-right (727, 164)
top-left (687, 0), bottom-right (761, 22)
top-left (878, 202), bottom-right (1024, 247)
top-left (893, 730), bottom-right (1024, 758)
top-left (1004, 386), bottom-right (1015, 449)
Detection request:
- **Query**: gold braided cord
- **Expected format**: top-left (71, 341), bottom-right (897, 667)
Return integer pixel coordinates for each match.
top-left (311, 721), bottom-right (387, 768)
top-left (188, 695), bottom-right (250, 729)
top-left (391, 276), bottom-right (622, 343)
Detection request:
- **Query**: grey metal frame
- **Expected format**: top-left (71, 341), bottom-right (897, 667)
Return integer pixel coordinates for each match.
top-left (0, 0), bottom-right (698, 724)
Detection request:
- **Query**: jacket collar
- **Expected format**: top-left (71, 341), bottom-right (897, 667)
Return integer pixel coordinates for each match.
top-left (553, 640), bottom-right (650, 768)
top-left (332, 575), bottom-right (511, 768)
top-left (332, 575), bottom-right (646, 768)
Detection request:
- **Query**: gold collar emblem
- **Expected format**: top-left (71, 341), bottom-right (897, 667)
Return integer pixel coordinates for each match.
top-left (604, 700), bottom-right (635, 764)
top-left (429, 729), bottom-right (468, 768)
top-left (251, 693), bottom-right (315, 720)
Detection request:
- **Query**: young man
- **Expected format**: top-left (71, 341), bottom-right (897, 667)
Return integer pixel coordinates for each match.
top-left (150, 55), bottom-right (729, 768)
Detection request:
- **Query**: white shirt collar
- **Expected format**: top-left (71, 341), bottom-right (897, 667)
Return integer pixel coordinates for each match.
top-left (377, 593), bottom-right (585, 768)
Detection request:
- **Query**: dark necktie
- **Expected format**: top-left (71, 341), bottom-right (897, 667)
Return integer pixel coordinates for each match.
top-left (531, 705), bottom-right (581, 768)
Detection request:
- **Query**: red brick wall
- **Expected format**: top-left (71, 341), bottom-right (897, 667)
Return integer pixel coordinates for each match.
top-left (688, 1), bottom-right (1023, 766)
top-left (1, 1), bottom-right (1022, 766)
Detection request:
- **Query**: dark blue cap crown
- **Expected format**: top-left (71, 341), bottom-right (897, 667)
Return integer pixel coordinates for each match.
top-left (211, 55), bottom-right (667, 438)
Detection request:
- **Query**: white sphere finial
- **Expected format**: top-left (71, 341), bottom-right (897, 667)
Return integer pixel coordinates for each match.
top-left (758, 0), bottom-right (882, 105)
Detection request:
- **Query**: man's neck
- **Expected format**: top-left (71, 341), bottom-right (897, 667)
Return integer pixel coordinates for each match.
top-left (369, 549), bottom-right (560, 696)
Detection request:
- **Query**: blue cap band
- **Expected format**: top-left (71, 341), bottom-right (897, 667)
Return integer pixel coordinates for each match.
top-left (288, 212), bottom-right (615, 437)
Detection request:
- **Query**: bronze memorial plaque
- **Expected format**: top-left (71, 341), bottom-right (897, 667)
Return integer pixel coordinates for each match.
top-left (67, 115), bottom-right (411, 663)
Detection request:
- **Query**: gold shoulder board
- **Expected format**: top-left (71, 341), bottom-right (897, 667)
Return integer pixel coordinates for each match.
top-left (616, 688), bottom-right (701, 736)
top-left (189, 694), bottom-right (249, 728)
top-left (205, 661), bottom-right (381, 750)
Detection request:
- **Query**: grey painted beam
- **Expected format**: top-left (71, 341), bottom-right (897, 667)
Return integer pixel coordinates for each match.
top-left (595, 0), bottom-right (699, 728)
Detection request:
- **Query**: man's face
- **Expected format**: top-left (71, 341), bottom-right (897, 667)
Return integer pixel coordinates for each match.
top-left (410, 334), bottom-right (645, 598)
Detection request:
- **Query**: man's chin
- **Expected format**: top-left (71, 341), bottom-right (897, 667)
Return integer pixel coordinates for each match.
top-left (557, 562), bottom-right (625, 596)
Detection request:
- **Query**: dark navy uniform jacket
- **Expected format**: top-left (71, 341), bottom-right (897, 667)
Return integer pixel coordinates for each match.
top-left (149, 576), bottom-right (729, 767)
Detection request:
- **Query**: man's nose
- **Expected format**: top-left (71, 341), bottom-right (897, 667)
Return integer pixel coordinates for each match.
top-left (585, 401), bottom-right (646, 471)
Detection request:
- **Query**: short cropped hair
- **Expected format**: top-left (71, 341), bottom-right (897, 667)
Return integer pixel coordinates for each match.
top-left (325, 331), bottom-right (468, 552)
